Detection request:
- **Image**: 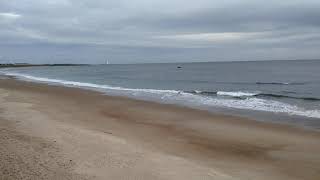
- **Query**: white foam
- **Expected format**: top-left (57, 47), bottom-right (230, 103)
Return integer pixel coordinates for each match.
top-left (200, 97), bottom-right (320, 118)
top-left (159, 91), bottom-right (320, 118)
top-left (2, 71), bottom-right (320, 119)
top-left (217, 91), bottom-right (259, 97)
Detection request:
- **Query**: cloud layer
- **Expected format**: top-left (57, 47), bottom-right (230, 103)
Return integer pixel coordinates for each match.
top-left (0, 0), bottom-right (320, 63)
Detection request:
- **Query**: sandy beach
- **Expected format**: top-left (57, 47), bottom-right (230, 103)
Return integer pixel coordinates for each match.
top-left (0, 77), bottom-right (320, 180)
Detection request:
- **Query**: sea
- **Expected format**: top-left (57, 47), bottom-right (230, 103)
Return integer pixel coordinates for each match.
top-left (1, 60), bottom-right (320, 129)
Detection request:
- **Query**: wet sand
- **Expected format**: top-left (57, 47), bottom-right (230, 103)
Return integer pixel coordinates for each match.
top-left (0, 77), bottom-right (320, 180)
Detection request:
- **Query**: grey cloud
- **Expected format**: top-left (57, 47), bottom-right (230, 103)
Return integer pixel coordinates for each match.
top-left (0, 0), bottom-right (320, 63)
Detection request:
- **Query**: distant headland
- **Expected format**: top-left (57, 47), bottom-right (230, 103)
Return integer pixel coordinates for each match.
top-left (0, 63), bottom-right (89, 68)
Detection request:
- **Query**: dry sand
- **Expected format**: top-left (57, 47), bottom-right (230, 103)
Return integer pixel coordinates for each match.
top-left (0, 77), bottom-right (320, 180)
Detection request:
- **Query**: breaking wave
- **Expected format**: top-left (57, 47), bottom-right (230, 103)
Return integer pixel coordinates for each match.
top-left (217, 91), bottom-right (259, 97)
top-left (189, 90), bottom-right (320, 101)
top-left (255, 82), bottom-right (305, 85)
top-left (2, 71), bottom-right (320, 119)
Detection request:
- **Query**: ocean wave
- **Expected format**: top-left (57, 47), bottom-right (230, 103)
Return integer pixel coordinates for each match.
top-left (197, 97), bottom-right (320, 119)
top-left (210, 81), bottom-right (307, 85)
top-left (187, 90), bottom-right (258, 97)
top-left (187, 90), bottom-right (217, 95)
top-left (2, 71), bottom-right (320, 119)
top-left (256, 82), bottom-right (305, 85)
top-left (217, 91), bottom-right (259, 97)
top-left (2, 72), bottom-right (182, 95)
top-left (257, 93), bottom-right (320, 101)
top-left (188, 90), bottom-right (320, 101)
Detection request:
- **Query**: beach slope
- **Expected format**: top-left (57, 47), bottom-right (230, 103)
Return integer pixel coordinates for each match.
top-left (0, 77), bottom-right (320, 180)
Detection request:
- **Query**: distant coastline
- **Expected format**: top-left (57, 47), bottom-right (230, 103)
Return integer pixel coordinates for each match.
top-left (0, 63), bottom-right (89, 68)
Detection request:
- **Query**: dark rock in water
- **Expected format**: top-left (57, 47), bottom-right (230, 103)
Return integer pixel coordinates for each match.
top-left (177, 66), bottom-right (182, 69)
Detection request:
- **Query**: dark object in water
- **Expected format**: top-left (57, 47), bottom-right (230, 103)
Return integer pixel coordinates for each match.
top-left (177, 66), bottom-right (182, 69)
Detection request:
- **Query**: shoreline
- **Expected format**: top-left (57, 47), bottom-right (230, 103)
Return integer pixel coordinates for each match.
top-left (3, 75), bottom-right (318, 132)
top-left (3, 72), bottom-right (320, 131)
top-left (1, 77), bottom-right (320, 179)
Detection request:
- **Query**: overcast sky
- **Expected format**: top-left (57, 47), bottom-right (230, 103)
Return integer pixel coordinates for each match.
top-left (0, 0), bottom-right (320, 64)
